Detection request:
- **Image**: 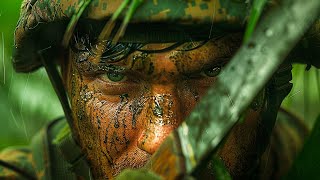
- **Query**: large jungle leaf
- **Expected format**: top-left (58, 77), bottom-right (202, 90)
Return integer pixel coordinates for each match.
top-left (284, 115), bottom-right (320, 179)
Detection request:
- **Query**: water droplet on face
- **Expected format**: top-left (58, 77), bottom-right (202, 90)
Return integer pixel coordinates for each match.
top-left (153, 99), bottom-right (163, 117)
top-left (80, 90), bottom-right (93, 102)
top-left (132, 53), bottom-right (148, 61)
top-left (129, 95), bottom-right (145, 128)
top-left (153, 106), bottom-right (163, 117)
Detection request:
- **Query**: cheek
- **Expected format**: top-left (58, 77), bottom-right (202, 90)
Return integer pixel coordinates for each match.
top-left (86, 97), bottom-right (136, 160)
top-left (217, 109), bottom-right (263, 176)
top-left (70, 73), bottom-right (148, 160)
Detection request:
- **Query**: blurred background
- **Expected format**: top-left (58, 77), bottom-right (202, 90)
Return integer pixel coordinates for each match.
top-left (0, 0), bottom-right (63, 150)
top-left (0, 0), bottom-right (319, 151)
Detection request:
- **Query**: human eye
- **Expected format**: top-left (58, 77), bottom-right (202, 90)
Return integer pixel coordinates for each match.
top-left (95, 70), bottom-right (143, 96)
top-left (183, 64), bottom-right (223, 80)
top-left (199, 57), bottom-right (230, 78)
top-left (201, 65), bottom-right (222, 77)
top-left (186, 63), bottom-right (225, 88)
top-left (99, 72), bottom-right (127, 83)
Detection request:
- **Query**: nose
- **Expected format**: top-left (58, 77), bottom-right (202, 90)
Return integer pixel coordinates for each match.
top-left (137, 84), bottom-right (182, 154)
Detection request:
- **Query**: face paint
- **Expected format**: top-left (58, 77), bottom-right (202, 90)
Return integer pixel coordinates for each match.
top-left (63, 32), bottom-right (266, 179)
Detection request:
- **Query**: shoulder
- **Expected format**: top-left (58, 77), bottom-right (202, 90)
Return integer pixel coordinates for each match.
top-left (0, 147), bottom-right (36, 179)
top-left (0, 117), bottom-right (70, 180)
top-left (259, 108), bottom-right (309, 179)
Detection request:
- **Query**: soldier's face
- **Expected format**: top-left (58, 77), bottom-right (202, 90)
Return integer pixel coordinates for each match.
top-left (63, 33), bottom-right (265, 178)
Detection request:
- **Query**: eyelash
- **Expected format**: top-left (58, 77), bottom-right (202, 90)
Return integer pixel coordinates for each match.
top-left (96, 72), bottom-right (142, 96)
top-left (185, 62), bottom-right (227, 79)
top-left (201, 66), bottom-right (222, 77)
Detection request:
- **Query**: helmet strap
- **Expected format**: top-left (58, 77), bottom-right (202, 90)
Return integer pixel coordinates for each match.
top-left (38, 47), bottom-right (78, 142)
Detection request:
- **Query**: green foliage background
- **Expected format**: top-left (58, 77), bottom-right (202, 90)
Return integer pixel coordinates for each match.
top-left (0, 1), bottom-right (319, 177)
top-left (0, 0), bottom-right (63, 150)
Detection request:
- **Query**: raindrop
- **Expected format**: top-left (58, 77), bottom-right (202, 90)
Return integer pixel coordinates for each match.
top-left (153, 96), bottom-right (164, 117)
top-left (153, 105), bottom-right (163, 117)
top-left (80, 91), bottom-right (93, 102)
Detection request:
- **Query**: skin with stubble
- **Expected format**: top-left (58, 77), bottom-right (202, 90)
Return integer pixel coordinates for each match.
top-left (61, 32), bottom-right (266, 179)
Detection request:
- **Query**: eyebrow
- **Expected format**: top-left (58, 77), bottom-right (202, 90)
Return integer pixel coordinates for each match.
top-left (75, 33), bottom-right (238, 76)
top-left (72, 32), bottom-right (227, 64)
top-left (96, 55), bottom-right (231, 78)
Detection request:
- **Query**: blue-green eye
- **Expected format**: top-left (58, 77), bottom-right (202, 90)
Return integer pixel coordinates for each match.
top-left (203, 66), bottom-right (221, 77)
top-left (101, 72), bottom-right (126, 82)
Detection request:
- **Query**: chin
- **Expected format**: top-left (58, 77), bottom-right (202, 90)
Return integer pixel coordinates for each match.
top-left (104, 148), bottom-right (152, 178)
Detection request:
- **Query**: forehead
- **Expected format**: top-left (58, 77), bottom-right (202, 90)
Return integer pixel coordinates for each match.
top-left (71, 32), bottom-right (242, 76)
top-left (111, 33), bottom-right (242, 72)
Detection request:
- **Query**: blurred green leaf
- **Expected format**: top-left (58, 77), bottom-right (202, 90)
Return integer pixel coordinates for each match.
top-left (0, 0), bottom-right (63, 150)
top-left (62, 0), bottom-right (93, 47)
top-left (282, 66), bottom-right (320, 127)
top-left (244, 0), bottom-right (268, 42)
top-left (116, 169), bottom-right (161, 180)
top-left (284, 115), bottom-right (320, 179)
top-left (211, 156), bottom-right (232, 180)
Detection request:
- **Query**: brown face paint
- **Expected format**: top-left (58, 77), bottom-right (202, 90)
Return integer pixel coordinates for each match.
top-left (62, 32), bottom-right (266, 178)
top-left (129, 91), bottom-right (146, 128)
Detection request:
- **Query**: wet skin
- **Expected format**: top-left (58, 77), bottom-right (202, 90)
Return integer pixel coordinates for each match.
top-left (61, 33), bottom-right (266, 179)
